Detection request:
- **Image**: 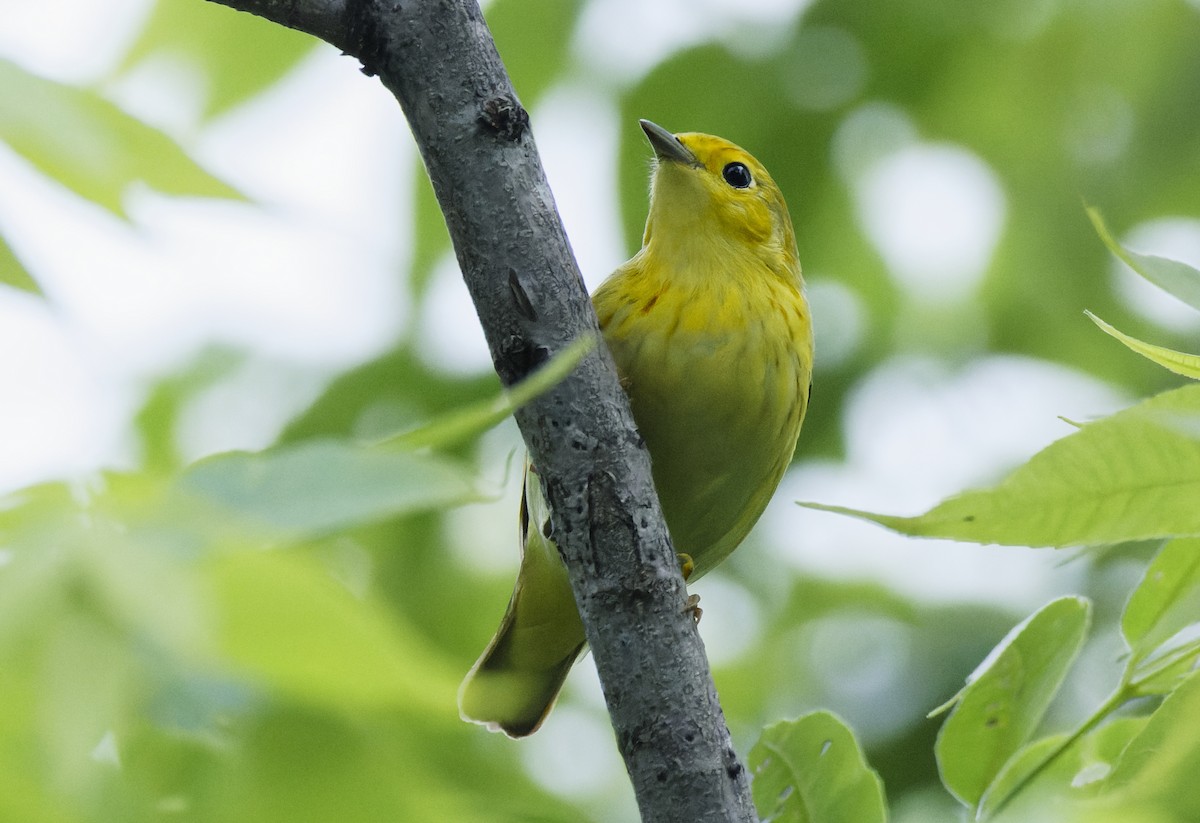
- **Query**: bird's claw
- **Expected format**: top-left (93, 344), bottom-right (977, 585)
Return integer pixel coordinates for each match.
top-left (677, 553), bottom-right (695, 581)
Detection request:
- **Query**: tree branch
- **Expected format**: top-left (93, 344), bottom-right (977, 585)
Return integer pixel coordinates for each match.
top-left (205, 0), bottom-right (758, 819)
top-left (210, 0), bottom-right (351, 51)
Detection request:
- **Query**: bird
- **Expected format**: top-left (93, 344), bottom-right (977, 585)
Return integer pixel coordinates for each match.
top-left (458, 119), bottom-right (813, 737)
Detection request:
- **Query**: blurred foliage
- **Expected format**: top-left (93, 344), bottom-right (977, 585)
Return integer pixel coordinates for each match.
top-left (0, 362), bottom-right (585, 823)
top-left (0, 58), bottom-right (241, 218)
top-left (116, 0), bottom-right (316, 119)
top-left (1, 0), bottom-right (1200, 821)
top-left (0, 231), bottom-right (38, 294)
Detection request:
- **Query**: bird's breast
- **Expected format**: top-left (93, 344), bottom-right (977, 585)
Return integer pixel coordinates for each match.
top-left (595, 269), bottom-right (812, 576)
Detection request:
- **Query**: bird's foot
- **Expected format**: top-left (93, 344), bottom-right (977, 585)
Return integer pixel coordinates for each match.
top-left (676, 553), bottom-right (695, 581)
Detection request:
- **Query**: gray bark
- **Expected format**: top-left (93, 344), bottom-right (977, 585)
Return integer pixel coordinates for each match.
top-left (204, 1), bottom-right (759, 820)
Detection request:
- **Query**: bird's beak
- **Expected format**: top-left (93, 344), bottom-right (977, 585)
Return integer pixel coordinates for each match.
top-left (640, 119), bottom-right (699, 167)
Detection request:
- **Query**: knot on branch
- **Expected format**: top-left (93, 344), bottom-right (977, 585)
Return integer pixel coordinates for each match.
top-left (480, 93), bottom-right (529, 141)
top-left (495, 334), bottom-right (550, 386)
top-left (725, 748), bottom-right (744, 781)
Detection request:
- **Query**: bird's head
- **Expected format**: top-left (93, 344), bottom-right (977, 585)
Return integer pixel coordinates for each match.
top-left (639, 119), bottom-right (798, 277)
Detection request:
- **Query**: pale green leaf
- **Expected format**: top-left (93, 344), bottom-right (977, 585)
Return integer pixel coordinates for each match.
top-left (177, 440), bottom-right (479, 538)
top-left (81, 520), bottom-right (212, 658)
top-left (749, 711), bottom-right (887, 823)
top-left (1122, 538), bottom-right (1200, 662)
top-left (1086, 312), bottom-right (1200, 380)
top-left (1129, 644), bottom-right (1200, 698)
top-left (0, 485), bottom-right (85, 652)
top-left (1099, 670), bottom-right (1200, 819)
top-left (205, 549), bottom-right (457, 711)
top-left (978, 733), bottom-right (1067, 821)
top-left (0, 233), bottom-right (40, 296)
top-left (801, 384), bottom-right (1200, 547)
top-left (0, 59), bottom-right (241, 216)
top-left (979, 717), bottom-right (1147, 820)
top-left (935, 597), bottom-right (1091, 808)
top-left (378, 334), bottom-right (595, 451)
top-left (0, 768), bottom-right (71, 823)
top-left (1087, 206), bottom-right (1200, 313)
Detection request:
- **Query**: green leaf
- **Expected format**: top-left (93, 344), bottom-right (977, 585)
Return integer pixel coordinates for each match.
top-left (81, 518), bottom-right (212, 657)
top-left (1086, 312), bottom-right (1200, 380)
top-left (0, 59), bottom-right (241, 216)
top-left (0, 485), bottom-right (83, 651)
top-left (1128, 644), bottom-right (1200, 698)
top-left (118, 0), bottom-right (316, 119)
top-left (1122, 538), bottom-right (1200, 662)
top-left (801, 384), bottom-right (1200, 547)
top-left (749, 711), bottom-right (887, 823)
top-left (205, 549), bottom-right (457, 711)
top-left (977, 733), bottom-right (1068, 821)
top-left (979, 717), bottom-right (1147, 820)
top-left (177, 440), bottom-right (480, 538)
top-left (1087, 206), bottom-right (1200, 313)
top-left (935, 597), bottom-right (1091, 808)
top-left (1099, 670), bottom-right (1200, 819)
top-left (378, 334), bottom-right (595, 451)
top-left (0, 233), bottom-right (40, 296)
top-left (0, 768), bottom-right (72, 823)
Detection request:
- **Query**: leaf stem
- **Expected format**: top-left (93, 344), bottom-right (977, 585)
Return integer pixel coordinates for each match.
top-left (980, 634), bottom-right (1200, 820)
top-left (979, 687), bottom-right (1129, 821)
top-left (1128, 636), bottom-right (1200, 693)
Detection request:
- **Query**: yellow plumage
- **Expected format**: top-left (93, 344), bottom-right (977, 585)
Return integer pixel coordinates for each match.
top-left (459, 120), bottom-right (814, 737)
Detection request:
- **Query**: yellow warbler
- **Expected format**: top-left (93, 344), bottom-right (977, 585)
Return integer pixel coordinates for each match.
top-left (459, 119), bottom-right (813, 737)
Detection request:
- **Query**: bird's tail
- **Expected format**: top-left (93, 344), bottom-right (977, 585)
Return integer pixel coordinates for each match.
top-left (457, 587), bottom-right (585, 737)
top-left (458, 469), bottom-right (586, 737)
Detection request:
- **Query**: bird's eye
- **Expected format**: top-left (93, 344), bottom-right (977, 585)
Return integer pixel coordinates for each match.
top-left (722, 162), bottom-right (753, 188)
